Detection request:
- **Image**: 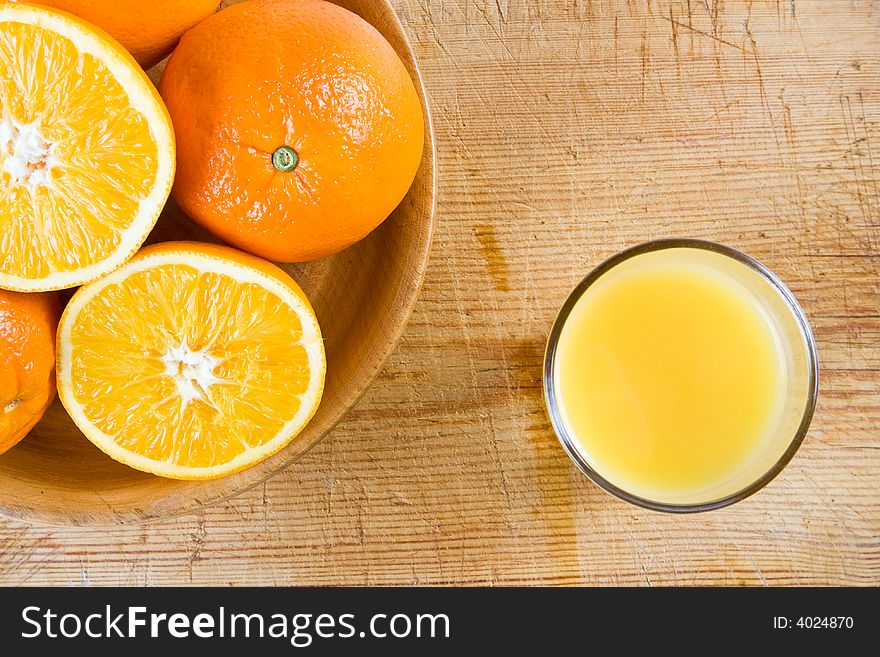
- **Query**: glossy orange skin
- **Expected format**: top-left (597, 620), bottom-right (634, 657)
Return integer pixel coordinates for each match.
top-left (0, 289), bottom-right (60, 454)
top-left (6, 0), bottom-right (219, 69)
top-left (159, 0), bottom-right (425, 262)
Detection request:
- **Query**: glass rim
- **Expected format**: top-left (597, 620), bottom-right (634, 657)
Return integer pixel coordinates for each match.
top-left (543, 238), bottom-right (820, 513)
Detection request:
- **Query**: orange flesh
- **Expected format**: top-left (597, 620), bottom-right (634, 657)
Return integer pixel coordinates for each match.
top-left (69, 264), bottom-right (313, 468)
top-left (0, 11), bottom-right (167, 288)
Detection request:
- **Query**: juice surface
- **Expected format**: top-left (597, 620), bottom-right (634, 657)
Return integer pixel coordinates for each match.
top-left (553, 249), bottom-right (787, 503)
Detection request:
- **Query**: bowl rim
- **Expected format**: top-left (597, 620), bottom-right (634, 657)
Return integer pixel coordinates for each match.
top-left (0, 0), bottom-right (437, 527)
top-left (543, 238), bottom-right (820, 513)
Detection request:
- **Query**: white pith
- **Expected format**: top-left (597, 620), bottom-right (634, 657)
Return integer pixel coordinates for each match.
top-left (0, 117), bottom-right (59, 188)
top-left (161, 341), bottom-right (225, 407)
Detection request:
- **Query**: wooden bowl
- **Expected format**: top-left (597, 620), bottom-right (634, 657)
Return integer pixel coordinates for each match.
top-left (0, 0), bottom-right (435, 526)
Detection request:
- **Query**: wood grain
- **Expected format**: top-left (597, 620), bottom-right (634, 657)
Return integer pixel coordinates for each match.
top-left (1, 0), bottom-right (878, 585)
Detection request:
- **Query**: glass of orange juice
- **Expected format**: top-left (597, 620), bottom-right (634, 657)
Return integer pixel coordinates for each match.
top-left (544, 239), bottom-right (818, 512)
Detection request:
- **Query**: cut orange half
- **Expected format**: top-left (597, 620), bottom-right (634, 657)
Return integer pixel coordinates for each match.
top-left (57, 242), bottom-right (326, 480)
top-left (0, 4), bottom-right (174, 292)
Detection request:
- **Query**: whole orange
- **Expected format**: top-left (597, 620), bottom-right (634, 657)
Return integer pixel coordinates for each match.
top-left (0, 289), bottom-right (60, 455)
top-left (5, 0), bottom-right (219, 69)
top-left (159, 0), bottom-right (425, 262)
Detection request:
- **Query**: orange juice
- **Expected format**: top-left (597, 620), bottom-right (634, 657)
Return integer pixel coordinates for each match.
top-left (549, 245), bottom-right (794, 506)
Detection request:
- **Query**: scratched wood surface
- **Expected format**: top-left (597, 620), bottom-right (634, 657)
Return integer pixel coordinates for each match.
top-left (2, 0), bottom-right (879, 586)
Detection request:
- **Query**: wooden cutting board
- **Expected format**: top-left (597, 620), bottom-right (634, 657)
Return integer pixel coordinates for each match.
top-left (1, 0), bottom-right (877, 585)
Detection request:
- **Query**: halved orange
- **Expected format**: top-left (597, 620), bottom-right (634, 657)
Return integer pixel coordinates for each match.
top-left (0, 4), bottom-right (174, 292)
top-left (57, 242), bottom-right (326, 480)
